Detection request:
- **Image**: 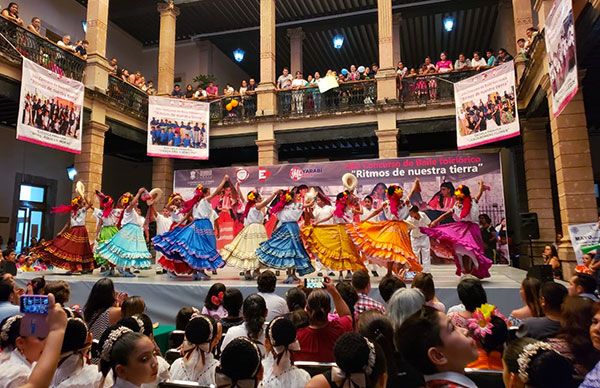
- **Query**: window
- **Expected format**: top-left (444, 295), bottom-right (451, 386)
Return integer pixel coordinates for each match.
top-left (19, 185), bottom-right (45, 202)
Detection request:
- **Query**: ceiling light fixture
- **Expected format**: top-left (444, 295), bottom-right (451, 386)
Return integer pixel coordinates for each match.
top-left (333, 35), bottom-right (344, 49)
top-left (233, 48), bottom-right (245, 62)
top-left (443, 17), bottom-right (454, 32)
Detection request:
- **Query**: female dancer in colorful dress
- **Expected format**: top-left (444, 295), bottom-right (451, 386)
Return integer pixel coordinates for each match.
top-left (32, 195), bottom-right (94, 273)
top-left (304, 190), bottom-right (366, 277)
top-left (257, 188), bottom-right (315, 284)
top-left (348, 184), bottom-right (422, 277)
top-left (95, 188), bottom-right (152, 276)
top-left (153, 176), bottom-right (228, 281)
top-left (93, 190), bottom-right (122, 276)
top-left (221, 190), bottom-right (278, 280)
top-left (421, 182), bottom-right (492, 279)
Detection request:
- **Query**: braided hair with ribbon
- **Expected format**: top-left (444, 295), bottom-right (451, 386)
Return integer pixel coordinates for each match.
top-left (270, 189), bottom-right (294, 215)
top-left (265, 316), bottom-right (301, 376)
top-left (331, 332), bottom-right (386, 388)
top-left (243, 191), bottom-right (260, 219)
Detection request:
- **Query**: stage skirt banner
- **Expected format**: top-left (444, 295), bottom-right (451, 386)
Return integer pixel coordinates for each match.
top-left (454, 61), bottom-right (520, 150)
top-left (16, 58), bottom-right (84, 154)
top-left (174, 153), bottom-right (507, 261)
top-left (147, 95), bottom-right (210, 160)
top-left (568, 222), bottom-right (600, 264)
top-left (545, 0), bottom-right (578, 118)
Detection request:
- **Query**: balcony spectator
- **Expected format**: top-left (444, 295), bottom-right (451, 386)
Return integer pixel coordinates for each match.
top-left (26, 17), bottom-right (41, 35)
top-left (245, 78), bottom-right (257, 116)
top-left (56, 35), bottom-right (75, 52)
top-left (184, 84), bottom-right (194, 99)
top-left (75, 40), bottom-right (88, 60)
top-left (363, 66), bottom-right (373, 79)
top-left (454, 53), bottom-right (471, 70)
top-left (471, 51), bottom-right (487, 69)
top-left (277, 67), bottom-right (293, 114)
top-left (525, 27), bottom-right (539, 53)
top-left (311, 72), bottom-right (322, 112)
top-left (396, 61), bottom-right (408, 77)
top-left (205, 82), bottom-right (218, 97)
top-left (485, 49), bottom-right (496, 67)
top-left (171, 84), bottom-right (184, 98)
top-left (121, 68), bottom-right (130, 83)
top-left (193, 85), bottom-right (206, 99)
top-left (291, 71), bottom-right (306, 114)
top-left (239, 80), bottom-right (248, 97)
top-left (348, 65), bottom-right (360, 81)
top-left (495, 48), bottom-right (514, 65)
top-left (134, 71), bottom-right (145, 88)
top-left (223, 83), bottom-right (235, 96)
top-left (435, 52), bottom-right (453, 73)
top-left (109, 58), bottom-right (119, 76)
top-left (422, 56), bottom-right (437, 102)
top-left (371, 63), bottom-right (379, 75)
top-left (146, 80), bottom-right (156, 95)
top-left (1, 3), bottom-right (24, 27)
top-left (127, 70), bottom-right (136, 84)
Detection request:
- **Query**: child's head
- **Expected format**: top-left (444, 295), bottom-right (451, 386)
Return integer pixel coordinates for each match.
top-left (265, 316), bottom-right (299, 357)
top-left (218, 337), bottom-right (263, 385)
top-left (222, 288), bottom-right (243, 317)
top-left (411, 272), bottom-right (436, 302)
top-left (204, 283), bottom-right (226, 311)
top-left (175, 306), bottom-right (198, 331)
top-left (61, 318), bottom-right (91, 355)
top-left (184, 314), bottom-right (222, 353)
top-left (408, 205), bottom-right (420, 217)
top-left (333, 332), bottom-right (388, 388)
top-left (121, 295), bottom-right (146, 318)
top-left (396, 306), bottom-right (478, 375)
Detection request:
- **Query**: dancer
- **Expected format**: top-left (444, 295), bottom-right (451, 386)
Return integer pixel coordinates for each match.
top-left (304, 190), bottom-right (366, 275)
top-left (95, 188), bottom-right (152, 275)
top-left (360, 195), bottom-right (386, 277)
top-left (421, 182), bottom-right (492, 279)
top-left (93, 190), bottom-right (122, 276)
top-left (349, 184), bottom-right (421, 277)
top-left (153, 176), bottom-right (228, 280)
top-left (221, 190), bottom-right (278, 280)
top-left (406, 205), bottom-right (433, 273)
top-left (32, 195), bottom-right (94, 273)
top-left (257, 189), bottom-right (315, 284)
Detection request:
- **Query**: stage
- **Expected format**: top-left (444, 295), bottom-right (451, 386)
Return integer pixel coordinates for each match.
top-left (16, 265), bottom-right (526, 326)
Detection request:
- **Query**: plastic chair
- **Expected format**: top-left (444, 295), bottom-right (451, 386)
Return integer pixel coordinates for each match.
top-left (294, 361), bottom-right (337, 376)
top-left (168, 330), bottom-right (185, 349)
top-left (464, 368), bottom-right (504, 388)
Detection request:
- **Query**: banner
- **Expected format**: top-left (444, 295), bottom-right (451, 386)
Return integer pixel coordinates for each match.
top-left (16, 58), bottom-right (84, 154)
top-left (318, 76), bottom-right (339, 94)
top-left (568, 222), bottom-right (600, 263)
top-left (545, 0), bottom-right (578, 118)
top-left (147, 96), bottom-right (210, 160)
top-left (454, 62), bottom-right (520, 150)
top-left (174, 153), bottom-right (507, 262)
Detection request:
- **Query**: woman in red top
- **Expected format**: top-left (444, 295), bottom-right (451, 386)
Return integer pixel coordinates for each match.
top-left (295, 279), bottom-right (352, 363)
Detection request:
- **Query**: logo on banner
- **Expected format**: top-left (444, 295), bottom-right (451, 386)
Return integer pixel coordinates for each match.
top-left (289, 167), bottom-right (303, 181)
top-left (236, 169), bottom-right (249, 182)
top-left (258, 168), bottom-right (271, 182)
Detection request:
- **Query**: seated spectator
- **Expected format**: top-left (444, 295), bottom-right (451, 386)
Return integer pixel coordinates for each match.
top-left (19, 256), bottom-right (36, 272)
top-left (547, 296), bottom-right (600, 378)
top-left (502, 337), bottom-right (575, 388)
top-left (495, 48), bottom-right (514, 64)
top-left (543, 244), bottom-right (562, 280)
top-left (109, 58), bottom-right (119, 76)
top-left (1, 249), bottom-right (18, 276)
top-left (352, 269), bottom-right (386, 319)
top-left (0, 278), bottom-right (19, 323)
top-left (465, 304), bottom-right (508, 370)
top-left (205, 82), bottom-right (218, 97)
top-left (26, 276), bottom-right (45, 295)
top-left (83, 278), bottom-right (123, 344)
top-left (44, 280), bottom-right (70, 306)
top-left (220, 294), bottom-right (267, 354)
top-left (447, 277), bottom-right (488, 328)
top-left (217, 337), bottom-right (263, 387)
top-left (471, 51), bottom-right (487, 69)
top-left (184, 84), bottom-right (194, 99)
top-left (146, 80), bottom-right (156, 95)
top-left (121, 295), bottom-right (146, 318)
top-left (193, 84), bottom-right (206, 99)
top-left (518, 281), bottom-right (567, 340)
top-left (485, 49), bottom-right (496, 67)
top-left (1, 3), bottom-right (24, 27)
top-left (221, 287), bottom-right (244, 333)
top-left (284, 286), bottom-right (309, 328)
top-left (0, 314), bottom-right (46, 385)
top-left (295, 281), bottom-right (352, 362)
top-left (435, 52), bottom-right (453, 73)
top-left (387, 288), bottom-right (425, 331)
top-left (412, 272), bottom-right (445, 312)
top-left (170, 314), bottom-right (221, 385)
top-left (202, 282), bottom-right (227, 320)
top-left (75, 40), bottom-right (89, 60)
top-left (524, 27), bottom-right (539, 53)
top-left (509, 277), bottom-right (543, 326)
top-left (171, 84), bottom-right (184, 98)
top-left (581, 303), bottom-right (600, 387)
top-left (568, 273), bottom-right (598, 301)
top-left (378, 275), bottom-right (406, 304)
top-left (261, 316), bottom-right (311, 387)
top-left (56, 35), bottom-right (75, 52)
top-left (175, 306), bottom-right (198, 331)
top-left (26, 17), bottom-right (41, 35)
top-left (334, 281), bottom-right (359, 328)
top-left (454, 53), bottom-right (471, 70)
top-left (257, 270), bottom-right (289, 321)
top-left (396, 306), bottom-right (479, 388)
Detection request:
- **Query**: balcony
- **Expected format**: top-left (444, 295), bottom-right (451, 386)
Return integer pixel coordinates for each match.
top-left (107, 75), bottom-right (149, 121)
top-left (0, 16), bottom-right (85, 81)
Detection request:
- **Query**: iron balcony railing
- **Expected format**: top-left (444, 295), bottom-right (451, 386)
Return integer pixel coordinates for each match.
top-left (107, 75), bottom-right (149, 120)
top-left (0, 16), bottom-right (85, 81)
top-left (398, 69), bottom-right (484, 106)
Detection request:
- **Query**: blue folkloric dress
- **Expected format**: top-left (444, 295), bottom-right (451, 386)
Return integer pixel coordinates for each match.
top-left (153, 198), bottom-right (225, 271)
top-left (256, 203), bottom-right (314, 276)
top-left (95, 208), bottom-right (152, 268)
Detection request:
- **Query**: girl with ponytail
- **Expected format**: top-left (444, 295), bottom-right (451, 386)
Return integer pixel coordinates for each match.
top-left (421, 181), bottom-right (492, 279)
top-left (221, 189), bottom-right (278, 280)
top-left (31, 194), bottom-right (94, 273)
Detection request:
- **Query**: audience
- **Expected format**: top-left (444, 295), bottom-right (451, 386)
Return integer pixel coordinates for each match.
top-left (284, 286), bottom-right (309, 328)
top-left (44, 280), bottom-right (71, 306)
top-left (447, 277), bottom-right (488, 328)
top-left (220, 293), bottom-right (267, 354)
top-left (509, 277), bottom-right (543, 326)
top-left (221, 287), bottom-right (244, 333)
top-left (378, 275), bottom-right (406, 304)
top-left (0, 314), bottom-right (45, 386)
top-left (257, 270), bottom-right (289, 321)
top-left (352, 269), bottom-right (386, 319)
top-left (26, 16), bottom-right (41, 35)
top-left (0, 278), bottom-right (19, 322)
top-left (387, 288), bottom-right (425, 331)
top-left (465, 304), bottom-right (508, 370)
top-left (217, 337), bottom-right (263, 387)
top-left (121, 295), bottom-right (146, 318)
top-left (1, 2), bottom-right (24, 27)
top-left (202, 282), bottom-right (227, 320)
top-left (581, 303), bottom-right (600, 387)
top-left (518, 281), bottom-right (567, 340)
top-left (568, 273), bottom-right (599, 302)
top-left (83, 278), bottom-right (123, 344)
top-left (412, 272), bottom-right (445, 312)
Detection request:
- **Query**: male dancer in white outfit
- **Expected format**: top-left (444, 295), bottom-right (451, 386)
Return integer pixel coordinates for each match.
top-left (406, 205), bottom-right (432, 273)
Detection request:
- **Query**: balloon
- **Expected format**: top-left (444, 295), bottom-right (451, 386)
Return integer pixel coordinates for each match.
top-left (231, 99), bottom-right (239, 108)
top-left (341, 68), bottom-right (348, 75)
top-left (358, 66), bottom-right (365, 73)
top-left (226, 103), bottom-right (232, 111)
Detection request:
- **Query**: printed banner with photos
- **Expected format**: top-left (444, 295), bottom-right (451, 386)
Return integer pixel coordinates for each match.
top-left (16, 58), bottom-right (84, 154)
top-left (454, 61), bottom-right (520, 150)
top-left (545, 0), bottom-right (578, 117)
top-left (568, 222), bottom-right (600, 264)
top-left (147, 95), bottom-right (210, 160)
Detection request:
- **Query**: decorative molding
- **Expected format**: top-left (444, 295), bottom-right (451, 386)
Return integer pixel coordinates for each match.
top-left (287, 27), bottom-right (305, 40)
top-left (157, 1), bottom-right (180, 17)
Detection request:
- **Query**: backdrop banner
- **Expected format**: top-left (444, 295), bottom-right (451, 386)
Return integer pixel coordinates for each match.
top-left (16, 58), bottom-right (84, 154)
top-left (545, 0), bottom-right (578, 118)
top-left (454, 61), bottom-right (520, 150)
top-left (147, 95), bottom-right (210, 160)
top-left (174, 153), bottom-right (507, 262)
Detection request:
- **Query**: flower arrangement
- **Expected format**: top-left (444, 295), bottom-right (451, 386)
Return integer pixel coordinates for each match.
top-left (467, 303), bottom-right (506, 340)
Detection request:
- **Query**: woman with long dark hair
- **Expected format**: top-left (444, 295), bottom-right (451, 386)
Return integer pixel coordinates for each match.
top-left (83, 278), bottom-right (123, 343)
top-left (509, 277), bottom-right (543, 326)
top-left (220, 294), bottom-right (267, 354)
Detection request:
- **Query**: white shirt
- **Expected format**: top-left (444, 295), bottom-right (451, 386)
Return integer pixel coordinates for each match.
top-left (257, 292), bottom-right (289, 322)
top-left (51, 354), bottom-right (106, 388)
top-left (245, 207), bottom-right (265, 226)
top-left (471, 58), bottom-right (487, 67)
top-left (220, 323), bottom-right (266, 355)
top-left (291, 79), bottom-right (306, 88)
top-left (452, 200), bottom-right (479, 223)
top-left (424, 372), bottom-right (477, 388)
top-left (333, 208), bottom-right (354, 224)
top-left (169, 351), bottom-right (218, 386)
top-left (94, 208), bottom-right (122, 227)
top-left (141, 356), bottom-right (170, 388)
top-left (277, 203), bottom-right (303, 223)
top-left (313, 205), bottom-right (334, 225)
top-left (384, 202), bottom-right (409, 221)
top-left (406, 212), bottom-right (432, 239)
top-left (0, 350), bottom-right (33, 388)
top-left (121, 208), bottom-right (143, 226)
top-left (71, 208), bottom-right (87, 227)
top-left (193, 198), bottom-right (213, 220)
top-left (155, 214), bottom-right (172, 235)
top-left (260, 353), bottom-right (311, 388)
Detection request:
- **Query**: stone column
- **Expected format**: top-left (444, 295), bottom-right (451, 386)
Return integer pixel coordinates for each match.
top-left (496, 0), bottom-right (516, 54)
top-left (534, 0), bottom-right (554, 28)
top-left (376, 112), bottom-right (398, 158)
top-left (547, 87), bottom-right (596, 279)
top-left (256, 0), bottom-right (278, 116)
top-left (84, 0), bottom-right (110, 91)
top-left (375, 0), bottom-right (397, 102)
top-left (512, 0), bottom-right (533, 45)
top-left (152, 159), bottom-right (174, 209)
top-left (287, 27), bottom-right (304, 74)
top-left (392, 14), bottom-right (402, 65)
top-left (522, 118), bottom-right (556, 254)
top-left (256, 122), bottom-right (278, 165)
top-left (157, 1), bottom-right (180, 96)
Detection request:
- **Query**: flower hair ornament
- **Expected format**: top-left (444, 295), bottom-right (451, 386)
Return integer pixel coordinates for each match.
top-left (467, 303), bottom-right (506, 341)
top-left (517, 342), bottom-right (554, 383)
top-left (52, 196), bottom-right (84, 214)
top-left (95, 190), bottom-right (114, 219)
top-left (0, 315), bottom-right (21, 343)
top-left (270, 189), bottom-right (294, 215)
top-left (167, 193), bottom-right (183, 207)
top-left (243, 191), bottom-right (259, 219)
top-left (100, 326), bottom-right (133, 362)
top-left (454, 185), bottom-right (466, 199)
top-left (247, 191), bottom-right (257, 202)
top-left (267, 317), bottom-right (301, 376)
top-left (181, 184), bottom-right (206, 214)
top-left (332, 337), bottom-right (376, 388)
top-left (132, 315), bottom-right (145, 334)
top-left (333, 191), bottom-right (350, 219)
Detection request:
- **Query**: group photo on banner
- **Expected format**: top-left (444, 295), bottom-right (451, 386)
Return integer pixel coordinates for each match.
top-left (16, 57), bottom-right (84, 154)
top-left (454, 61), bottom-right (520, 150)
top-left (147, 95), bottom-right (210, 160)
top-left (545, 0), bottom-right (578, 117)
top-left (173, 153), bottom-right (509, 267)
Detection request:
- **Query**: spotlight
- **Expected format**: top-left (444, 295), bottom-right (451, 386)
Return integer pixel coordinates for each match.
top-left (233, 48), bottom-right (245, 62)
top-left (443, 17), bottom-right (454, 32)
top-left (66, 165), bottom-right (77, 181)
top-left (81, 20), bottom-right (88, 34)
top-left (333, 35), bottom-right (344, 49)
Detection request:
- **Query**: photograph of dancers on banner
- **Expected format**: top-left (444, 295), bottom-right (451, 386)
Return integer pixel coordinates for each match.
top-left (457, 88), bottom-right (516, 137)
top-left (149, 118), bottom-right (207, 149)
top-left (21, 92), bottom-right (81, 139)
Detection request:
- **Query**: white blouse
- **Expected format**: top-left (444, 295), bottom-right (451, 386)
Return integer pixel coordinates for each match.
top-left (170, 209), bottom-right (184, 224)
top-left (193, 199), bottom-right (213, 220)
top-left (313, 205), bottom-right (334, 225)
top-left (277, 203), bottom-right (303, 223)
top-left (51, 354), bottom-right (106, 388)
top-left (94, 208), bottom-right (122, 227)
top-left (71, 208), bottom-right (88, 227)
top-left (0, 350), bottom-right (34, 388)
top-left (141, 356), bottom-right (170, 388)
top-left (169, 350), bottom-right (218, 386)
top-left (245, 207), bottom-right (265, 226)
top-left (260, 353), bottom-right (311, 388)
top-left (333, 208), bottom-right (353, 224)
top-left (121, 208), bottom-right (143, 227)
top-left (383, 201), bottom-right (409, 221)
top-left (155, 214), bottom-right (172, 235)
top-left (452, 200), bottom-right (479, 223)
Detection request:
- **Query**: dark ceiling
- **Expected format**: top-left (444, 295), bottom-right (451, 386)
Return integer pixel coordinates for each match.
top-left (74, 0), bottom-right (499, 79)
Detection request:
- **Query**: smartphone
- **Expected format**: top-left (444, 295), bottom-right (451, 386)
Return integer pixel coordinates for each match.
top-left (19, 295), bottom-right (49, 338)
top-left (304, 276), bottom-right (325, 289)
top-left (404, 271), bottom-right (417, 282)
